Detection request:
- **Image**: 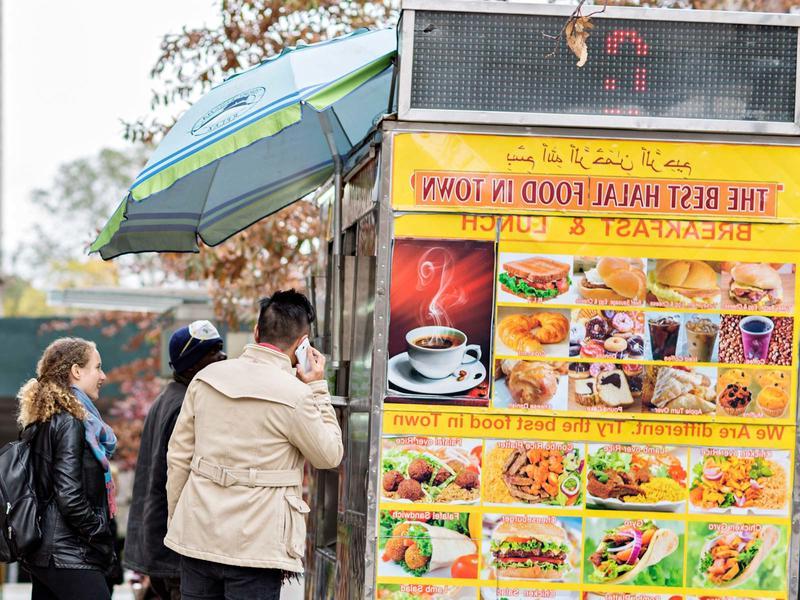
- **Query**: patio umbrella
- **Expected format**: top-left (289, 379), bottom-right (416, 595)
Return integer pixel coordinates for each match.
top-left (91, 28), bottom-right (396, 259)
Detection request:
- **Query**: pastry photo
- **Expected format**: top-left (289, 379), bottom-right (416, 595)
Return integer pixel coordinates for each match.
top-left (567, 362), bottom-right (642, 413)
top-left (493, 359), bottom-right (568, 410)
top-left (641, 366), bottom-right (717, 415)
top-left (496, 307), bottom-right (570, 358)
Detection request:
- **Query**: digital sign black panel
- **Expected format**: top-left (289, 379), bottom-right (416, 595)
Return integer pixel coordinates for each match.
top-left (409, 11), bottom-right (798, 123)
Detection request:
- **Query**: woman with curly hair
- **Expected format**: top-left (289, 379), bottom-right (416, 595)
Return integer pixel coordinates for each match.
top-left (17, 337), bottom-right (117, 600)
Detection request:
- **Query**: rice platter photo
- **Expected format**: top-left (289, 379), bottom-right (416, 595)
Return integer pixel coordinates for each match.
top-left (483, 442), bottom-right (582, 507)
top-left (586, 445), bottom-right (687, 511)
top-left (689, 450), bottom-right (788, 514)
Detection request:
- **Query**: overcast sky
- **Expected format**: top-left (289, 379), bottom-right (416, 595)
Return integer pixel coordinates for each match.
top-left (2, 0), bottom-right (220, 273)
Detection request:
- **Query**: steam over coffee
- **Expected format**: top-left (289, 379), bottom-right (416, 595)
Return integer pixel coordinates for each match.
top-left (413, 335), bottom-right (462, 350)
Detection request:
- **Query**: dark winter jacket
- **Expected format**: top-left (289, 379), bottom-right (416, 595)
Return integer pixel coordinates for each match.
top-left (124, 381), bottom-right (187, 577)
top-left (24, 411), bottom-right (115, 571)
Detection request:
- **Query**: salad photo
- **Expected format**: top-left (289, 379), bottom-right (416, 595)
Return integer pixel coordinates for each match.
top-left (688, 523), bottom-right (786, 590)
top-left (482, 441), bottom-right (582, 507)
top-left (381, 438), bottom-right (481, 504)
top-left (584, 519), bottom-right (683, 586)
top-left (688, 450), bottom-right (789, 515)
top-left (586, 445), bottom-right (687, 511)
top-left (378, 511), bottom-right (479, 579)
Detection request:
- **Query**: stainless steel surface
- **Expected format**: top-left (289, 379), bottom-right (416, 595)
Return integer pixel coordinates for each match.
top-left (398, 3), bottom-right (800, 135)
top-left (400, 108), bottom-right (800, 136)
top-left (362, 140), bottom-right (395, 600)
top-left (402, 0), bottom-right (800, 25)
top-left (341, 255), bottom-right (357, 362)
top-left (343, 158), bottom-right (379, 230)
top-left (318, 111), bottom-right (344, 366)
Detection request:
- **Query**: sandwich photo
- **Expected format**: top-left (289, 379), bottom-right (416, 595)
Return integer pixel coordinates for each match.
top-left (587, 520), bottom-right (680, 584)
top-left (577, 257), bottom-right (647, 304)
top-left (379, 512), bottom-right (477, 578)
top-left (498, 256), bottom-right (572, 302)
top-left (727, 263), bottom-right (783, 308)
top-left (488, 521), bottom-right (573, 580)
top-left (647, 260), bottom-right (720, 307)
top-left (698, 526), bottom-right (779, 588)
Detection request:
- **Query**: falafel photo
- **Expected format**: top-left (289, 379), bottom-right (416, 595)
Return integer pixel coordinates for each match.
top-left (380, 437), bottom-right (482, 504)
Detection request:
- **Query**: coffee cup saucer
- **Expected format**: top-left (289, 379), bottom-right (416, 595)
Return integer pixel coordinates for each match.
top-left (388, 352), bottom-right (487, 395)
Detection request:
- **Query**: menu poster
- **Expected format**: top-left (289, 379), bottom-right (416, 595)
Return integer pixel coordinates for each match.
top-left (375, 215), bottom-right (796, 599)
top-left (388, 214), bottom-right (799, 424)
top-left (386, 238), bottom-right (495, 405)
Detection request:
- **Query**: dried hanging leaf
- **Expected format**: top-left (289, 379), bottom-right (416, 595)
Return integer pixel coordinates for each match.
top-left (565, 16), bottom-right (593, 68)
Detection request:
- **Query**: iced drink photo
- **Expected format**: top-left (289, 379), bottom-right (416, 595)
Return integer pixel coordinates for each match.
top-left (685, 317), bottom-right (719, 362)
top-left (648, 315), bottom-right (681, 360)
top-left (739, 316), bottom-right (774, 362)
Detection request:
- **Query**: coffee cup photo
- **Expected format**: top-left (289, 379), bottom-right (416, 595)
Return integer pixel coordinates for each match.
top-left (405, 326), bottom-right (482, 379)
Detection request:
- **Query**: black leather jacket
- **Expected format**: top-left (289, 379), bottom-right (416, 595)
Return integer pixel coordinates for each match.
top-left (124, 381), bottom-right (186, 577)
top-left (24, 411), bottom-right (114, 571)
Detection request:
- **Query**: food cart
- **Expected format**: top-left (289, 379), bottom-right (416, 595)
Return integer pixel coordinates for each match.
top-left (303, 3), bottom-right (800, 599)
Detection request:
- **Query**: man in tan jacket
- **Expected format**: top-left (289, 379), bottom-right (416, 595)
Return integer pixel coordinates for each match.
top-left (165, 290), bottom-right (343, 600)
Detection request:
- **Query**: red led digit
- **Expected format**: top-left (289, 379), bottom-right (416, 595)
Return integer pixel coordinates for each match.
top-left (603, 28), bottom-right (649, 111)
top-left (606, 30), bottom-right (649, 56)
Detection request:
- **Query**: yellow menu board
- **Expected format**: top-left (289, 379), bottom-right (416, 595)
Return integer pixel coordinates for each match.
top-left (390, 132), bottom-right (800, 223)
top-left (376, 208), bottom-right (797, 600)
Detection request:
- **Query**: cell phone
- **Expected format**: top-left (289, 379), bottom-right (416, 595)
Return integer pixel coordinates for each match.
top-left (295, 337), bottom-right (311, 371)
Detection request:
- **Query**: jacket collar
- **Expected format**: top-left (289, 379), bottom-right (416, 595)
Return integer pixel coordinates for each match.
top-left (240, 343), bottom-right (294, 374)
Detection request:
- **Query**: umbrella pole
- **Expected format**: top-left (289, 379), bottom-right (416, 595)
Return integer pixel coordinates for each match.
top-left (318, 111), bottom-right (343, 368)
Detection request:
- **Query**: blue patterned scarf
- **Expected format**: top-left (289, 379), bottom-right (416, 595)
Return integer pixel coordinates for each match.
top-left (71, 386), bottom-right (117, 517)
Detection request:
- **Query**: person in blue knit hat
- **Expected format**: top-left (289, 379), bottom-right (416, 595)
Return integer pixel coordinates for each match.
top-left (125, 321), bottom-right (226, 600)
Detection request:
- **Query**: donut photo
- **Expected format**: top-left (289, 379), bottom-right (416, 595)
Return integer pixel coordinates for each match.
top-left (569, 309), bottom-right (645, 359)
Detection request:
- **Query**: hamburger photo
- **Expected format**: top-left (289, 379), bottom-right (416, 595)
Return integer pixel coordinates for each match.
top-left (499, 257), bottom-right (571, 302)
top-left (489, 521), bottom-right (571, 580)
top-left (728, 263), bottom-right (783, 307)
top-left (647, 260), bottom-right (720, 307)
top-left (578, 257), bottom-right (647, 304)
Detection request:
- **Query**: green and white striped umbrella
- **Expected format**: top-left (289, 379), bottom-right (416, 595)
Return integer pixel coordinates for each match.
top-left (91, 28), bottom-right (395, 259)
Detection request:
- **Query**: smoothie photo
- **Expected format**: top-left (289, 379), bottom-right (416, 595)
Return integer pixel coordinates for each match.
top-left (739, 316), bottom-right (774, 362)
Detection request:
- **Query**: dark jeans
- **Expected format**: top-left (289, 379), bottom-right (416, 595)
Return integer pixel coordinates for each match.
top-left (180, 555), bottom-right (282, 600)
top-left (27, 565), bottom-right (111, 600)
top-left (151, 575), bottom-right (182, 600)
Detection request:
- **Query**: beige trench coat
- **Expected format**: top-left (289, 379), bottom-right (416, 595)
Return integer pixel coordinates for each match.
top-left (164, 344), bottom-right (343, 571)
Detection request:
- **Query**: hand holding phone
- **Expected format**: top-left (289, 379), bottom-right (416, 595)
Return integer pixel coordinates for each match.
top-left (296, 343), bottom-right (326, 383)
top-left (295, 337), bottom-right (311, 372)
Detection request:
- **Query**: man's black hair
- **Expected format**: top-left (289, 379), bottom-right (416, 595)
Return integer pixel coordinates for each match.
top-left (257, 289), bottom-right (316, 349)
